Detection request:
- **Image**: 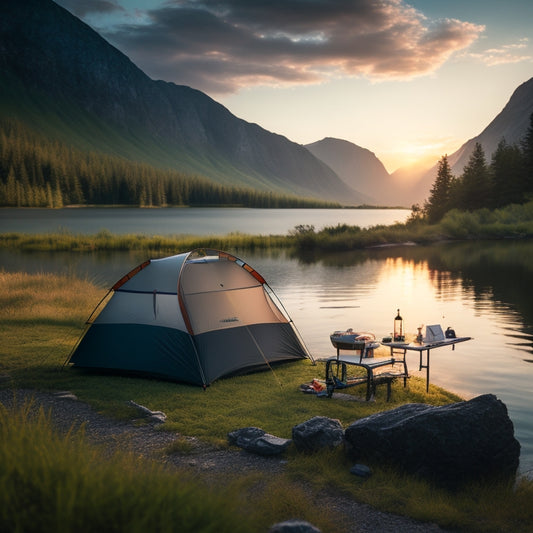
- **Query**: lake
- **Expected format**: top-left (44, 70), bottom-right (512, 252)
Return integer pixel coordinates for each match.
top-left (0, 207), bottom-right (410, 235)
top-left (2, 208), bottom-right (533, 476)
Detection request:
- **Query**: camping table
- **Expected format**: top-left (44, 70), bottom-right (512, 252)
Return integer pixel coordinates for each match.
top-left (323, 353), bottom-right (408, 401)
top-left (322, 339), bottom-right (408, 401)
top-left (383, 337), bottom-right (472, 392)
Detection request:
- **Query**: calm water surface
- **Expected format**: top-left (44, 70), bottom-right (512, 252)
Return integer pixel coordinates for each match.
top-left (0, 207), bottom-right (409, 235)
top-left (2, 209), bottom-right (532, 475)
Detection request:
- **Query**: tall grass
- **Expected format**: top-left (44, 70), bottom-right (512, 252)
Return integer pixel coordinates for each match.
top-left (0, 230), bottom-right (290, 255)
top-left (0, 270), bottom-right (103, 380)
top-left (1, 398), bottom-right (327, 533)
top-left (286, 447), bottom-right (533, 533)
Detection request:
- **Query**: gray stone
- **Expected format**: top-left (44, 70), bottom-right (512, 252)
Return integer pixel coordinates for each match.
top-left (292, 416), bottom-right (344, 452)
top-left (228, 427), bottom-right (265, 446)
top-left (127, 400), bottom-right (167, 424)
top-left (268, 519), bottom-right (322, 533)
top-left (350, 463), bottom-right (372, 478)
top-left (228, 427), bottom-right (291, 456)
top-left (344, 394), bottom-right (520, 489)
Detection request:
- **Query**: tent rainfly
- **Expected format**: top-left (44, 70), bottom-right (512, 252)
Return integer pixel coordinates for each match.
top-left (68, 249), bottom-right (312, 386)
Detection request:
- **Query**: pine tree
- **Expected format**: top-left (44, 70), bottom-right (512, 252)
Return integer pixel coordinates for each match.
top-left (53, 181), bottom-right (64, 208)
top-left (46, 182), bottom-right (54, 208)
top-left (521, 112), bottom-right (533, 196)
top-left (5, 167), bottom-right (17, 206)
top-left (490, 139), bottom-right (525, 207)
top-left (424, 155), bottom-right (454, 223)
top-left (457, 143), bottom-right (490, 211)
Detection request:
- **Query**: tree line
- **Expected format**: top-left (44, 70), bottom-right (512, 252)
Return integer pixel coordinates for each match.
top-left (419, 113), bottom-right (533, 223)
top-left (0, 118), bottom-right (337, 209)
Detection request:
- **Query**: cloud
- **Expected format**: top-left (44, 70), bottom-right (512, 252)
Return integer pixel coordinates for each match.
top-left (466, 38), bottom-right (532, 67)
top-left (57, 0), bottom-right (124, 18)
top-left (74, 0), bottom-right (486, 94)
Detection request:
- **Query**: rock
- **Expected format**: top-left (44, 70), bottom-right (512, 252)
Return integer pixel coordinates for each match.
top-left (292, 416), bottom-right (344, 452)
top-left (268, 519), bottom-right (322, 532)
top-left (227, 427), bottom-right (291, 456)
top-left (127, 400), bottom-right (167, 424)
top-left (54, 391), bottom-right (78, 400)
top-left (350, 464), bottom-right (372, 478)
top-left (344, 394), bottom-right (520, 489)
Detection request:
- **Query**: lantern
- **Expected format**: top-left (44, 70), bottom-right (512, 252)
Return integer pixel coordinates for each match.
top-left (394, 309), bottom-right (404, 342)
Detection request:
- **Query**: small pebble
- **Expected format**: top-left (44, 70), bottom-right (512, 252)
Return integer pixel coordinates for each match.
top-left (350, 463), bottom-right (372, 478)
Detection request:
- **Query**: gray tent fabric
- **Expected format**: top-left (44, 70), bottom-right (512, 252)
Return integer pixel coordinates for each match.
top-left (68, 249), bottom-right (311, 386)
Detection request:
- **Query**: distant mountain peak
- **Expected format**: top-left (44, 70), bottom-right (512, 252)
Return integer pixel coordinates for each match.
top-left (308, 137), bottom-right (379, 157)
top-left (305, 137), bottom-right (402, 206)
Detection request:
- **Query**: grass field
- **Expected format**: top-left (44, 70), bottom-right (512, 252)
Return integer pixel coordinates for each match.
top-left (2, 269), bottom-right (533, 532)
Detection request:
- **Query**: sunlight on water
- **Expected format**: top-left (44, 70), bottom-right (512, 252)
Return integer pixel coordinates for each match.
top-left (256, 249), bottom-right (533, 475)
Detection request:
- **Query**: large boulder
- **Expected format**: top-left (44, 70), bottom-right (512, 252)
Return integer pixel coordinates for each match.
top-left (292, 416), bottom-right (344, 452)
top-left (344, 394), bottom-right (520, 488)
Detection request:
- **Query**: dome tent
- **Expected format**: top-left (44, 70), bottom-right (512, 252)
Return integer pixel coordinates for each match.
top-left (68, 249), bottom-right (312, 386)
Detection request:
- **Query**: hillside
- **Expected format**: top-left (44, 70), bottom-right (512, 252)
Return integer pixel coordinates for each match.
top-left (0, 0), bottom-right (361, 205)
top-left (449, 77), bottom-right (533, 176)
top-left (407, 77), bottom-right (533, 204)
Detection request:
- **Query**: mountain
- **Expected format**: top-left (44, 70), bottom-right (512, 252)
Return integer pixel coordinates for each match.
top-left (308, 79), bottom-right (533, 207)
top-left (406, 77), bottom-right (533, 205)
top-left (448, 77), bottom-right (533, 176)
top-left (306, 137), bottom-right (425, 207)
top-left (0, 0), bottom-right (360, 205)
top-left (305, 138), bottom-right (384, 205)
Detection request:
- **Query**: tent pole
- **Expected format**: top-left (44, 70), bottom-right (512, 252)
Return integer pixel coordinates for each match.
top-left (61, 289), bottom-right (113, 369)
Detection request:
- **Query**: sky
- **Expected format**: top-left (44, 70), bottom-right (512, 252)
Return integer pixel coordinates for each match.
top-left (55, 0), bottom-right (533, 173)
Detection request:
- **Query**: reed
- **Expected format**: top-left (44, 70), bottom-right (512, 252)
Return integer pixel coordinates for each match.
top-left (0, 230), bottom-right (292, 254)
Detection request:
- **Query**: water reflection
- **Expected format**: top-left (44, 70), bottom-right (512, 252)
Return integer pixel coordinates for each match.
top-left (2, 240), bottom-right (533, 474)
top-left (288, 241), bottom-right (533, 359)
top-left (279, 241), bottom-right (533, 475)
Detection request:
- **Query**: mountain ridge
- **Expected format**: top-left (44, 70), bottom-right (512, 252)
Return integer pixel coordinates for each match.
top-left (406, 77), bottom-right (533, 203)
top-left (0, 0), bottom-right (363, 205)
